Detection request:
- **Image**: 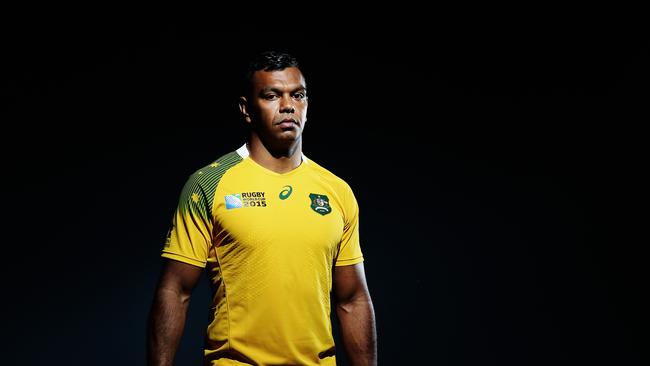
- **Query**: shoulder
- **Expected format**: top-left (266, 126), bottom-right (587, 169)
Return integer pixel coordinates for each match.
top-left (304, 155), bottom-right (354, 194)
top-left (175, 148), bottom-right (246, 215)
top-left (182, 148), bottom-right (245, 192)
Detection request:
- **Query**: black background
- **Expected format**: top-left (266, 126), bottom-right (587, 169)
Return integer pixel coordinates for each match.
top-left (2, 8), bottom-right (648, 366)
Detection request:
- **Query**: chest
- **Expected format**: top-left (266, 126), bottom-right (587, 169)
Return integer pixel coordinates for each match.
top-left (213, 179), bottom-right (345, 253)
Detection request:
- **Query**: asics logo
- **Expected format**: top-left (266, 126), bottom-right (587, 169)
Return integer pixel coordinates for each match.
top-left (279, 185), bottom-right (293, 200)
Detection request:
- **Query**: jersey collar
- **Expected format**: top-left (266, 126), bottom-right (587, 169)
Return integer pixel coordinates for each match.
top-left (236, 143), bottom-right (309, 164)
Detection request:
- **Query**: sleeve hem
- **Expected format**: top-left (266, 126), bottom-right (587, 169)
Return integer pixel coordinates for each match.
top-left (334, 256), bottom-right (364, 267)
top-left (161, 252), bottom-right (206, 268)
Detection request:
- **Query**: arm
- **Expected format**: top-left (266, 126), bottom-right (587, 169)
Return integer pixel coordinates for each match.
top-left (333, 262), bottom-right (377, 366)
top-left (147, 259), bottom-right (203, 366)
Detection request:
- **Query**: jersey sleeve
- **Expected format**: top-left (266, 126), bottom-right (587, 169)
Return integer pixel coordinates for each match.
top-left (335, 183), bottom-right (364, 266)
top-left (161, 172), bottom-right (215, 268)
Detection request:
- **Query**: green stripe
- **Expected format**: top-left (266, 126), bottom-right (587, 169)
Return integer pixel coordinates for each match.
top-left (179, 151), bottom-right (243, 220)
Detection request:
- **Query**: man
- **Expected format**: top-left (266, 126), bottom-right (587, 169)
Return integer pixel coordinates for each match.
top-left (147, 50), bottom-right (377, 366)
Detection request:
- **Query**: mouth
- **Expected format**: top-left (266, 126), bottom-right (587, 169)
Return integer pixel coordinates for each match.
top-left (275, 118), bottom-right (299, 129)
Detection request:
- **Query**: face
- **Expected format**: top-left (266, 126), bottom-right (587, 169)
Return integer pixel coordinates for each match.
top-left (240, 67), bottom-right (308, 148)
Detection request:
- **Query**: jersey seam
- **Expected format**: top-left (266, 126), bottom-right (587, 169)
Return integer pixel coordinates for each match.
top-left (161, 251), bottom-right (206, 266)
top-left (211, 239), bottom-right (231, 353)
top-left (335, 256), bottom-right (364, 266)
top-left (210, 161), bottom-right (241, 353)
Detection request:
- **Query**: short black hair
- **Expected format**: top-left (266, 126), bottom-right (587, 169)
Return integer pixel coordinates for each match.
top-left (241, 50), bottom-right (301, 96)
top-left (246, 50), bottom-right (299, 75)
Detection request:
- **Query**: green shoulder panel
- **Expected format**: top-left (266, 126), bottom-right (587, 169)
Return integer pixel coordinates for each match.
top-left (178, 151), bottom-right (243, 220)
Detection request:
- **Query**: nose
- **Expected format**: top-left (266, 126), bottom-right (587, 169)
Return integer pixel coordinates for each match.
top-left (279, 95), bottom-right (295, 114)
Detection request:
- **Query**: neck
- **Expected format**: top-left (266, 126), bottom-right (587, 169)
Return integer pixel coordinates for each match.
top-left (247, 135), bottom-right (303, 174)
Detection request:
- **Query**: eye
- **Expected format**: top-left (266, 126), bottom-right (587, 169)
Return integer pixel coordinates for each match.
top-left (292, 92), bottom-right (306, 100)
top-left (262, 94), bottom-right (279, 100)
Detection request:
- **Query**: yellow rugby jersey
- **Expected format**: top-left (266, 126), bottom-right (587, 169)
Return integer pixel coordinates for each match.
top-left (162, 144), bottom-right (364, 366)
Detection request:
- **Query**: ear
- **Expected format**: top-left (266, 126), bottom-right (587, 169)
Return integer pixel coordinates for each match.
top-left (238, 96), bottom-right (251, 124)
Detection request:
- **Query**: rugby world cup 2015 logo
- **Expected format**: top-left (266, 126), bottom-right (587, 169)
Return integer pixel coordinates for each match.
top-left (225, 193), bottom-right (242, 209)
top-left (225, 192), bottom-right (267, 209)
top-left (309, 193), bottom-right (331, 216)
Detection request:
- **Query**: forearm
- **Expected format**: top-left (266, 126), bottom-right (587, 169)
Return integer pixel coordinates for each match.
top-left (336, 296), bottom-right (377, 366)
top-left (147, 287), bottom-right (191, 366)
